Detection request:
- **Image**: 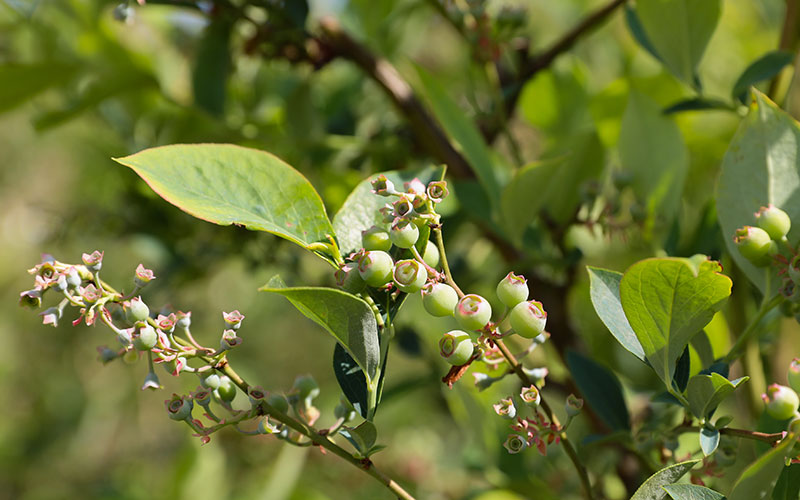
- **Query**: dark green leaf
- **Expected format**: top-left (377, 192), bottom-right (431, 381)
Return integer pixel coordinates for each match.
top-left (566, 350), bottom-right (630, 431)
top-left (114, 144), bottom-right (336, 255)
top-left (333, 343), bottom-right (369, 419)
top-left (587, 266), bottom-right (646, 361)
top-left (663, 97), bottom-right (735, 115)
top-left (192, 18), bottom-right (232, 116)
top-left (625, 5), bottom-right (662, 63)
top-left (631, 460), bottom-right (700, 500)
top-left (732, 50), bottom-right (796, 104)
top-left (729, 434), bottom-right (798, 500)
top-left (662, 484), bottom-right (726, 500)
top-left (700, 427), bottom-right (720, 456)
top-left (674, 346), bottom-right (691, 392)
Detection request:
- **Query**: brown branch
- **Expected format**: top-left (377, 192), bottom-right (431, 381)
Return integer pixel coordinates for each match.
top-left (675, 424), bottom-right (785, 445)
top-left (768, 0), bottom-right (800, 99)
top-left (317, 17), bottom-right (474, 180)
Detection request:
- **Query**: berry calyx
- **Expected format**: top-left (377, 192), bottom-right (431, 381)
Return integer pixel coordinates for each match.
top-left (389, 220), bottom-right (419, 249)
top-left (762, 384), bottom-right (799, 420)
top-left (392, 259), bottom-right (427, 293)
top-left (165, 394), bottom-right (193, 421)
top-left (357, 250), bottom-right (394, 287)
top-left (361, 225), bottom-right (392, 252)
top-left (421, 282), bottom-right (459, 317)
top-left (509, 300), bottom-right (547, 339)
top-left (454, 294), bottom-right (492, 331)
top-left (755, 204), bottom-right (791, 240)
top-left (496, 272), bottom-right (528, 308)
top-left (734, 226), bottom-right (775, 267)
top-left (438, 330), bottom-right (474, 365)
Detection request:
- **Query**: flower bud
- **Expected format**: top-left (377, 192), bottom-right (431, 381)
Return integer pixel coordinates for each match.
top-left (134, 263), bottom-right (156, 288)
top-left (54, 274), bottom-right (68, 292)
top-left (454, 294), bottom-right (492, 331)
top-left (141, 370), bottom-right (161, 391)
top-left (361, 225), bottom-right (392, 252)
top-left (493, 397), bottom-right (517, 419)
top-left (392, 259), bottom-right (428, 293)
top-left (509, 300), bottom-right (547, 339)
top-left (404, 178), bottom-right (426, 196)
top-left (503, 434), bottom-right (528, 454)
top-left (755, 204), bottom-right (791, 240)
top-left (65, 267), bottom-right (82, 289)
top-left (127, 297), bottom-right (150, 323)
top-left (133, 323), bottom-right (158, 351)
top-left (357, 250), bottom-right (394, 287)
top-left (734, 226), bottom-right (775, 266)
top-left (496, 272), bottom-right (529, 308)
top-left (762, 384), bottom-right (800, 420)
top-left (39, 307), bottom-right (61, 327)
top-left (565, 394), bottom-right (584, 417)
top-left (421, 282), bottom-right (459, 317)
top-left (165, 393), bottom-right (194, 421)
top-left (201, 373), bottom-right (221, 390)
top-left (222, 310), bottom-right (245, 330)
top-left (220, 329), bottom-right (243, 351)
top-left (216, 375), bottom-right (237, 402)
top-left (19, 289), bottom-right (42, 309)
top-left (439, 330), bottom-right (474, 366)
top-left (81, 250), bottom-right (104, 272)
top-left (520, 385), bottom-right (541, 406)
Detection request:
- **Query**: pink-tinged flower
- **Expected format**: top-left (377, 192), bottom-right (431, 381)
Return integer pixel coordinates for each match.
top-left (170, 357), bottom-right (187, 377)
top-left (503, 434), bottom-right (528, 454)
top-left (191, 386), bottom-right (212, 406)
top-left (19, 289), bottom-right (42, 309)
top-left (141, 371), bottom-right (161, 391)
top-left (222, 310), bottom-right (245, 329)
top-left (426, 180), bottom-right (449, 203)
top-left (65, 267), bottom-right (82, 288)
top-left (134, 264), bottom-right (156, 287)
top-left (220, 329), bottom-right (243, 350)
top-left (156, 313), bottom-right (177, 332)
top-left (79, 284), bottom-right (102, 304)
top-left (81, 250), bottom-right (104, 271)
top-left (175, 311), bottom-right (191, 329)
top-left (404, 178), bottom-right (426, 196)
top-left (391, 197), bottom-right (414, 219)
top-left (520, 385), bottom-right (541, 406)
top-left (565, 394), bottom-right (583, 416)
top-left (39, 307), bottom-right (61, 327)
top-left (371, 174), bottom-right (396, 196)
top-left (493, 397), bottom-right (517, 419)
top-left (165, 393), bottom-right (193, 421)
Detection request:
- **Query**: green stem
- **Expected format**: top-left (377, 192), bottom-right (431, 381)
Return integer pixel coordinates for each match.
top-left (494, 339), bottom-right (594, 500)
top-left (724, 292), bottom-right (783, 364)
top-left (432, 227), bottom-right (464, 298)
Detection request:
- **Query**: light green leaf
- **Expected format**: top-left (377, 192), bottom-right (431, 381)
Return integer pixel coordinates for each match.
top-left (619, 91), bottom-right (689, 228)
top-left (717, 90), bottom-right (800, 294)
top-left (700, 427), bottom-right (720, 456)
top-left (631, 459), bottom-right (700, 500)
top-left (686, 373), bottom-right (748, 420)
top-left (259, 281), bottom-right (379, 381)
top-left (0, 62), bottom-right (80, 114)
top-left (729, 434), bottom-right (798, 500)
top-left (114, 144), bottom-right (336, 256)
top-left (333, 166), bottom-right (444, 254)
top-left (587, 266), bottom-right (646, 362)
top-left (620, 257), bottom-right (732, 386)
top-left (635, 0), bottom-right (721, 85)
top-left (415, 66), bottom-right (502, 210)
top-left (663, 484), bottom-right (725, 500)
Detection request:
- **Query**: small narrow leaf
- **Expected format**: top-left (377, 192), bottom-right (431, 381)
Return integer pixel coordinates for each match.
top-left (566, 350), bottom-right (631, 431)
top-left (700, 427), bottom-right (720, 456)
top-left (732, 50), bottom-right (796, 104)
top-left (631, 460), bottom-right (700, 500)
top-left (663, 97), bottom-right (735, 115)
top-left (686, 373), bottom-right (749, 420)
top-left (333, 343), bottom-right (369, 418)
top-left (587, 266), bottom-right (646, 361)
top-left (662, 484), bottom-right (725, 500)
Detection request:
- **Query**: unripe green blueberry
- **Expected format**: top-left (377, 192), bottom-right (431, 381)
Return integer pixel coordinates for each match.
top-left (216, 375), bottom-right (237, 402)
top-left (292, 375), bottom-right (320, 401)
top-left (438, 330), bottom-right (474, 366)
top-left (454, 294), bottom-right (492, 331)
top-left (755, 204), bottom-right (791, 240)
top-left (389, 220), bottom-right (419, 249)
top-left (496, 272), bottom-right (529, 308)
top-left (165, 394), bottom-right (193, 421)
top-left (358, 250), bottom-right (394, 288)
top-left (762, 384), bottom-right (799, 420)
top-left (133, 323), bottom-right (157, 351)
top-left (267, 394), bottom-right (289, 414)
top-left (422, 240), bottom-right (440, 269)
top-left (362, 225), bottom-right (392, 252)
top-left (126, 297), bottom-right (150, 323)
top-left (421, 282), bottom-right (459, 317)
top-left (509, 300), bottom-right (547, 339)
top-left (789, 359), bottom-right (800, 394)
top-left (335, 263), bottom-right (366, 294)
top-left (201, 373), bottom-right (222, 390)
top-left (393, 259), bottom-right (428, 293)
top-left (734, 226), bottom-right (775, 266)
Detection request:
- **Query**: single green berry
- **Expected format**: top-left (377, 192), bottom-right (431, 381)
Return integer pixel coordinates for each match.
top-left (509, 300), bottom-right (547, 339)
top-left (165, 394), bottom-right (193, 421)
top-left (789, 359), bottom-right (800, 394)
top-left (454, 294), bottom-right (492, 331)
top-left (216, 375), bottom-right (237, 402)
top-left (362, 225), bottom-right (392, 252)
top-left (357, 250), bottom-right (394, 287)
top-left (126, 297), bottom-right (149, 323)
top-left (755, 204), bottom-right (791, 240)
top-left (422, 240), bottom-right (440, 269)
top-left (421, 282), bottom-right (459, 317)
top-left (393, 259), bottom-right (428, 293)
top-left (201, 373), bottom-right (221, 390)
top-left (389, 220), bottom-right (419, 249)
top-left (335, 263), bottom-right (366, 294)
top-left (293, 375), bottom-right (320, 401)
top-left (438, 330), bottom-right (474, 366)
top-left (496, 272), bottom-right (528, 308)
top-left (762, 384), bottom-right (799, 420)
top-left (267, 393), bottom-right (290, 414)
top-left (734, 226), bottom-right (775, 266)
top-left (133, 323), bottom-right (157, 351)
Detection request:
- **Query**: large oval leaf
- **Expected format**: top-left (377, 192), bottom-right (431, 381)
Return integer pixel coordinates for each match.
top-left (631, 459), bottom-right (700, 500)
top-left (662, 484), bottom-right (725, 500)
top-left (717, 90), bottom-right (800, 293)
top-left (114, 144), bottom-right (335, 253)
top-left (620, 257), bottom-right (732, 386)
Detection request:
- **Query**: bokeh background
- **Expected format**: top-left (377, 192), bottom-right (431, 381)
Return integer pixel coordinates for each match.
top-left (2, 1), bottom-right (799, 499)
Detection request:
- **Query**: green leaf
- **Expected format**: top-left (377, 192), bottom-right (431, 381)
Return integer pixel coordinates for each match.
top-left (635, 0), bottom-right (721, 85)
top-left (566, 350), bottom-right (630, 431)
top-left (587, 267), bottom-right (646, 361)
top-left (114, 144), bottom-right (336, 255)
top-left (415, 66), bottom-right (502, 210)
top-left (631, 459), bottom-right (700, 500)
top-left (259, 282), bottom-right (380, 381)
top-left (700, 427), bottom-right (720, 456)
top-left (0, 62), bottom-right (80, 114)
top-left (772, 463), bottom-right (800, 500)
top-left (732, 51), bottom-right (796, 104)
top-left (662, 484), bottom-right (725, 500)
top-left (333, 343), bottom-right (370, 419)
top-left (717, 90), bottom-right (800, 293)
top-left (663, 97), bottom-right (735, 115)
top-left (685, 372), bottom-right (749, 420)
top-left (625, 5), bottom-right (662, 64)
top-left (192, 18), bottom-right (232, 116)
top-left (619, 91), bottom-right (689, 227)
top-left (729, 434), bottom-right (798, 500)
top-left (620, 257), bottom-right (732, 386)
top-left (333, 166), bottom-right (444, 254)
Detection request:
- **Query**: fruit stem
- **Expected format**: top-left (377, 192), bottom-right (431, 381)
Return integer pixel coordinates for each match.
top-left (432, 226), bottom-right (465, 298)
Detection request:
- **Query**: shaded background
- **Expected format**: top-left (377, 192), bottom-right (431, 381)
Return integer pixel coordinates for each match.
top-left (2, 0), bottom-right (799, 499)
